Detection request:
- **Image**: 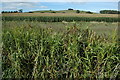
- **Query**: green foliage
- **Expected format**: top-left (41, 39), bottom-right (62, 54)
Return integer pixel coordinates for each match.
top-left (51, 11), bottom-right (56, 13)
top-left (68, 8), bottom-right (74, 10)
top-left (18, 9), bottom-right (23, 13)
top-left (2, 16), bottom-right (120, 22)
top-left (28, 12), bottom-right (34, 13)
top-left (76, 10), bottom-right (80, 13)
top-left (86, 11), bottom-right (93, 14)
top-left (40, 12), bottom-right (45, 13)
top-left (100, 10), bottom-right (119, 14)
top-left (2, 11), bottom-right (18, 13)
top-left (2, 21), bottom-right (120, 79)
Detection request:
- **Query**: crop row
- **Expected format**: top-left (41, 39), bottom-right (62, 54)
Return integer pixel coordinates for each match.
top-left (2, 16), bottom-right (120, 22)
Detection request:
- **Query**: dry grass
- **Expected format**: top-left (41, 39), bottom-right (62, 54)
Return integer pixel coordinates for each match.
top-left (2, 13), bottom-right (118, 17)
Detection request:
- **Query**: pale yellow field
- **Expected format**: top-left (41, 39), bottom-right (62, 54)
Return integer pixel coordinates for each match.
top-left (2, 13), bottom-right (118, 17)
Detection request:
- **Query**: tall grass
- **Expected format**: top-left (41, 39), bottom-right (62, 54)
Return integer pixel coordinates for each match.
top-left (2, 21), bottom-right (120, 79)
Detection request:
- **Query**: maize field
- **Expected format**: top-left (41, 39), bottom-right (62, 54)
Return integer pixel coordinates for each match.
top-left (2, 20), bottom-right (120, 79)
top-left (2, 16), bottom-right (120, 22)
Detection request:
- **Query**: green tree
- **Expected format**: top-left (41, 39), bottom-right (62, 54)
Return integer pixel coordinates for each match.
top-left (68, 8), bottom-right (73, 10)
top-left (86, 11), bottom-right (93, 14)
top-left (19, 9), bottom-right (23, 13)
top-left (76, 10), bottom-right (80, 13)
top-left (100, 10), bottom-right (119, 14)
top-left (51, 11), bottom-right (56, 13)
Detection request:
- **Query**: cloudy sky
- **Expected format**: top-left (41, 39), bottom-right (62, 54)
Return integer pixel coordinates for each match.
top-left (1, 2), bottom-right (118, 13)
top-left (1, 0), bottom-right (120, 2)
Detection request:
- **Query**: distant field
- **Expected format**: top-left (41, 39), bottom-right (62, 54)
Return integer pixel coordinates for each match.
top-left (2, 13), bottom-right (118, 17)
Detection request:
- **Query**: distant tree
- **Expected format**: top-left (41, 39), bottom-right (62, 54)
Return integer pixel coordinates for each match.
top-left (51, 11), bottom-right (56, 13)
top-left (28, 11), bottom-right (33, 13)
top-left (19, 9), bottom-right (23, 13)
top-left (3, 11), bottom-right (7, 13)
top-left (10, 11), bottom-right (13, 13)
top-left (41, 12), bottom-right (45, 13)
top-left (15, 11), bottom-right (18, 13)
top-left (118, 11), bottom-right (120, 14)
top-left (5, 11), bottom-right (8, 13)
top-left (76, 10), bottom-right (80, 13)
top-left (86, 11), bottom-right (93, 14)
top-left (2, 11), bottom-right (19, 13)
top-left (2, 11), bottom-right (4, 13)
top-left (100, 10), bottom-right (119, 14)
top-left (68, 8), bottom-right (73, 10)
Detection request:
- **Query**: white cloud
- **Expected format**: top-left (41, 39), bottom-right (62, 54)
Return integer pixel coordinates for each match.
top-left (1, 0), bottom-right (120, 2)
top-left (40, 6), bottom-right (48, 8)
top-left (2, 2), bottom-right (48, 10)
top-left (2, 2), bottom-right (35, 10)
top-left (2, 7), bottom-right (17, 10)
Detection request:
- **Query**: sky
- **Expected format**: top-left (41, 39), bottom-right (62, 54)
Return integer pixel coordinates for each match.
top-left (1, 2), bottom-right (119, 13)
top-left (1, 0), bottom-right (120, 2)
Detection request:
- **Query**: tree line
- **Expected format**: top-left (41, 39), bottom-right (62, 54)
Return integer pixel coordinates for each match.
top-left (2, 9), bottom-right (23, 13)
top-left (100, 10), bottom-right (120, 14)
